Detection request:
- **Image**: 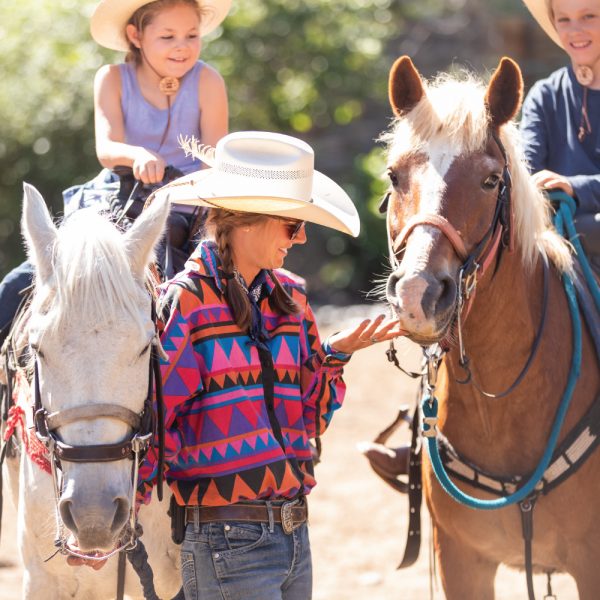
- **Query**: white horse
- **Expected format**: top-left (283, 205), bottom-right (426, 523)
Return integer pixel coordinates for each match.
top-left (1, 184), bottom-right (181, 599)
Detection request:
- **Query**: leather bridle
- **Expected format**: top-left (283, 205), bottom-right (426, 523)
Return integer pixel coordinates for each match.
top-left (32, 298), bottom-right (166, 561)
top-left (385, 131), bottom-right (514, 349)
top-left (385, 132), bottom-right (550, 399)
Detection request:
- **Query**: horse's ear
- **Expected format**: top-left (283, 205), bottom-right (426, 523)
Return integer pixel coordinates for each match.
top-left (389, 55), bottom-right (425, 117)
top-left (21, 182), bottom-right (58, 285)
top-left (123, 195), bottom-right (169, 279)
top-left (485, 57), bottom-right (523, 129)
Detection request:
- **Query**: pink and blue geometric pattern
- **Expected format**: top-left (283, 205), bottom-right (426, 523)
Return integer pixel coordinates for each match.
top-left (139, 241), bottom-right (349, 506)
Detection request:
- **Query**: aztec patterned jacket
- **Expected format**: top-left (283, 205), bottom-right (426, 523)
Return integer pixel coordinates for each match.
top-left (139, 241), bottom-right (350, 506)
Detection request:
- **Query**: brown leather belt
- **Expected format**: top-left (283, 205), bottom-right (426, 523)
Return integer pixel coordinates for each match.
top-left (185, 499), bottom-right (308, 535)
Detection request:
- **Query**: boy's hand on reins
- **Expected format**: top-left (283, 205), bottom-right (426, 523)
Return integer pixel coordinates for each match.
top-left (328, 314), bottom-right (406, 355)
top-left (532, 169), bottom-right (574, 197)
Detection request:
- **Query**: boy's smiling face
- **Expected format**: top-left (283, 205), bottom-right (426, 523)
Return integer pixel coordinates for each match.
top-left (552, 0), bottom-right (600, 69)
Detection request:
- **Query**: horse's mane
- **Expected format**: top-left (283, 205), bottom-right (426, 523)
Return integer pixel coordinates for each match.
top-left (31, 209), bottom-right (149, 334)
top-left (380, 69), bottom-right (573, 274)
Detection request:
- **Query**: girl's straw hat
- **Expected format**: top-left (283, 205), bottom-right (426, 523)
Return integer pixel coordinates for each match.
top-left (153, 131), bottom-right (361, 237)
top-left (91, 0), bottom-right (232, 52)
top-left (522, 0), bottom-right (563, 48)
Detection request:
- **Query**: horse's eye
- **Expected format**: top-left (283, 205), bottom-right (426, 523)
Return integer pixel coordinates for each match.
top-left (387, 169), bottom-right (399, 187)
top-left (483, 174), bottom-right (501, 189)
top-left (138, 343), bottom-right (151, 358)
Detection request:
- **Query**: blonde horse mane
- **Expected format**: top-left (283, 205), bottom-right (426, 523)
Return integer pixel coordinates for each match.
top-left (381, 69), bottom-right (573, 274)
top-left (31, 209), bottom-right (149, 335)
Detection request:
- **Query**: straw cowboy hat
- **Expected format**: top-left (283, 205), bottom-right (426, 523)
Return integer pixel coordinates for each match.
top-left (153, 131), bottom-right (361, 237)
top-left (91, 0), bottom-right (231, 52)
top-left (522, 0), bottom-right (563, 48)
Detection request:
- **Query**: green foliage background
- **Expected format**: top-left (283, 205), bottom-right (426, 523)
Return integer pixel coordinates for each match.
top-left (0, 0), bottom-right (557, 303)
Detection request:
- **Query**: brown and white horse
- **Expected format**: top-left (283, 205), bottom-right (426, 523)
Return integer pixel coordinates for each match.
top-left (380, 56), bottom-right (600, 599)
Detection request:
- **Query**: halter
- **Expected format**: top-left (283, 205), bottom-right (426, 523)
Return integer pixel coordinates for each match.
top-left (387, 131), bottom-right (514, 352)
top-left (32, 299), bottom-right (166, 561)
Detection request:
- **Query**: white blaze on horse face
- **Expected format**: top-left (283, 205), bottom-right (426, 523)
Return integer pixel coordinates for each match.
top-left (34, 295), bottom-right (153, 551)
top-left (390, 140), bottom-right (459, 332)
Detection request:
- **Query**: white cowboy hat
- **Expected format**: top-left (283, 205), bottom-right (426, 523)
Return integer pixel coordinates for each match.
top-left (522, 0), bottom-right (563, 48)
top-left (90, 0), bottom-right (231, 52)
top-left (153, 131), bottom-right (361, 237)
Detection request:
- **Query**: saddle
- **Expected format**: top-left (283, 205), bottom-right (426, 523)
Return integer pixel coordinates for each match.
top-left (109, 166), bottom-right (206, 280)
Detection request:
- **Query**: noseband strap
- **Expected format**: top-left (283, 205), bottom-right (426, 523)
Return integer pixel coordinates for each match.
top-left (393, 213), bottom-right (469, 262)
top-left (45, 404), bottom-right (141, 431)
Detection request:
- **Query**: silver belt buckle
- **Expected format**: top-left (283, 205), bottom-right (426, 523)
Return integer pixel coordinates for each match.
top-left (281, 500), bottom-right (299, 535)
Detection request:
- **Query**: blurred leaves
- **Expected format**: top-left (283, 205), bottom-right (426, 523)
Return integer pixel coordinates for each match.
top-left (0, 0), bottom-right (549, 303)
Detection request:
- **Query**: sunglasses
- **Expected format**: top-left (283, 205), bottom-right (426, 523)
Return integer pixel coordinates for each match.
top-left (279, 218), bottom-right (305, 240)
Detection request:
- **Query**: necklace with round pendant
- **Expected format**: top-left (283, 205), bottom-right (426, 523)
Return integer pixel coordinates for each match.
top-left (575, 65), bottom-right (594, 86)
top-left (159, 76), bottom-right (180, 96)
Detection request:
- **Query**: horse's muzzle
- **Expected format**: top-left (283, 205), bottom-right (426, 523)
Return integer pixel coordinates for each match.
top-left (386, 268), bottom-right (457, 341)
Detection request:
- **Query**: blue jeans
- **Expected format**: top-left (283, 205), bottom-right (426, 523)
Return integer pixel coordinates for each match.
top-left (181, 516), bottom-right (312, 600)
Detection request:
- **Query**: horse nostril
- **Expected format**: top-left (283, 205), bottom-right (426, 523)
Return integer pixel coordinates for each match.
top-left (421, 274), bottom-right (456, 318)
top-left (438, 275), bottom-right (457, 312)
top-left (111, 496), bottom-right (130, 535)
top-left (59, 499), bottom-right (78, 535)
top-left (386, 269), bottom-right (404, 306)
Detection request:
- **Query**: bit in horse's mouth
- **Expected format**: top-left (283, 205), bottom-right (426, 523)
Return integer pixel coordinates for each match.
top-left (66, 535), bottom-right (115, 560)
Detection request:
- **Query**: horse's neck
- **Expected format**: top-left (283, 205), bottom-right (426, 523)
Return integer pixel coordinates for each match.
top-left (439, 250), bottom-right (582, 473)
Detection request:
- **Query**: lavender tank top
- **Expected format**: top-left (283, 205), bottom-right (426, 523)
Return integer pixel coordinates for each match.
top-left (119, 61), bottom-right (203, 174)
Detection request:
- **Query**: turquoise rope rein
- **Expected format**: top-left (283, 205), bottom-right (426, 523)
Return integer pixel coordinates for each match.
top-left (423, 193), bottom-right (588, 510)
top-left (551, 190), bottom-right (600, 312)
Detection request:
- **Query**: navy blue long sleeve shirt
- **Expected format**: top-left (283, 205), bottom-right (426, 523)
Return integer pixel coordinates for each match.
top-left (520, 65), bottom-right (600, 214)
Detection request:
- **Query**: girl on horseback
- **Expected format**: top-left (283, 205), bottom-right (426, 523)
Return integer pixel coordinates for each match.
top-left (0, 0), bottom-right (230, 340)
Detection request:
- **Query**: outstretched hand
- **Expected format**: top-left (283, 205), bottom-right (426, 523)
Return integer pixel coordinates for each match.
top-left (328, 314), bottom-right (406, 355)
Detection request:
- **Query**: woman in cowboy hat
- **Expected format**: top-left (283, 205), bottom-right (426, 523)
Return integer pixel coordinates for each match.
top-left (138, 131), bottom-right (405, 599)
top-left (521, 0), bottom-right (600, 272)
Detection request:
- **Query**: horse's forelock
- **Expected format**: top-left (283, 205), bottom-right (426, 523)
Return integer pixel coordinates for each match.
top-left (382, 70), bottom-right (573, 274)
top-left (382, 73), bottom-right (490, 160)
top-left (36, 210), bottom-right (149, 334)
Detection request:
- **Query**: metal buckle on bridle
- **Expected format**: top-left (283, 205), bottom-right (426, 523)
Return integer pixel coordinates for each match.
top-left (424, 345), bottom-right (443, 394)
top-left (460, 263), bottom-right (480, 301)
top-left (421, 345), bottom-right (443, 438)
top-left (34, 406), bottom-right (51, 445)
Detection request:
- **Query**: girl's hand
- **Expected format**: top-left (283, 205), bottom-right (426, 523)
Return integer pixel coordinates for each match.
top-left (532, 169), bottom-right (574, 197)
top-left (133, 149), bottom-right (166, 185)
top-left (328, 314), bottom-right (406, 355)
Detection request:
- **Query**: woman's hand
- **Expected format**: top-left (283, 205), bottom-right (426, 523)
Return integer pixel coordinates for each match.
top-left (532, 169), bottom-right (574, 197)
top-left (327, 314), bottom-right (406, 355)
top-left (133, 149), bottom-right (166, 185)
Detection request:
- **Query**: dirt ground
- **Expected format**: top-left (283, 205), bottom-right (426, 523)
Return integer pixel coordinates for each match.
top-left (0, 315), bottom-right (580, 599)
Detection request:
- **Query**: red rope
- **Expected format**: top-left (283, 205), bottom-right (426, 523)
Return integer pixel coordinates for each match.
top-left (5, 379), bottom-right (51, 475)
